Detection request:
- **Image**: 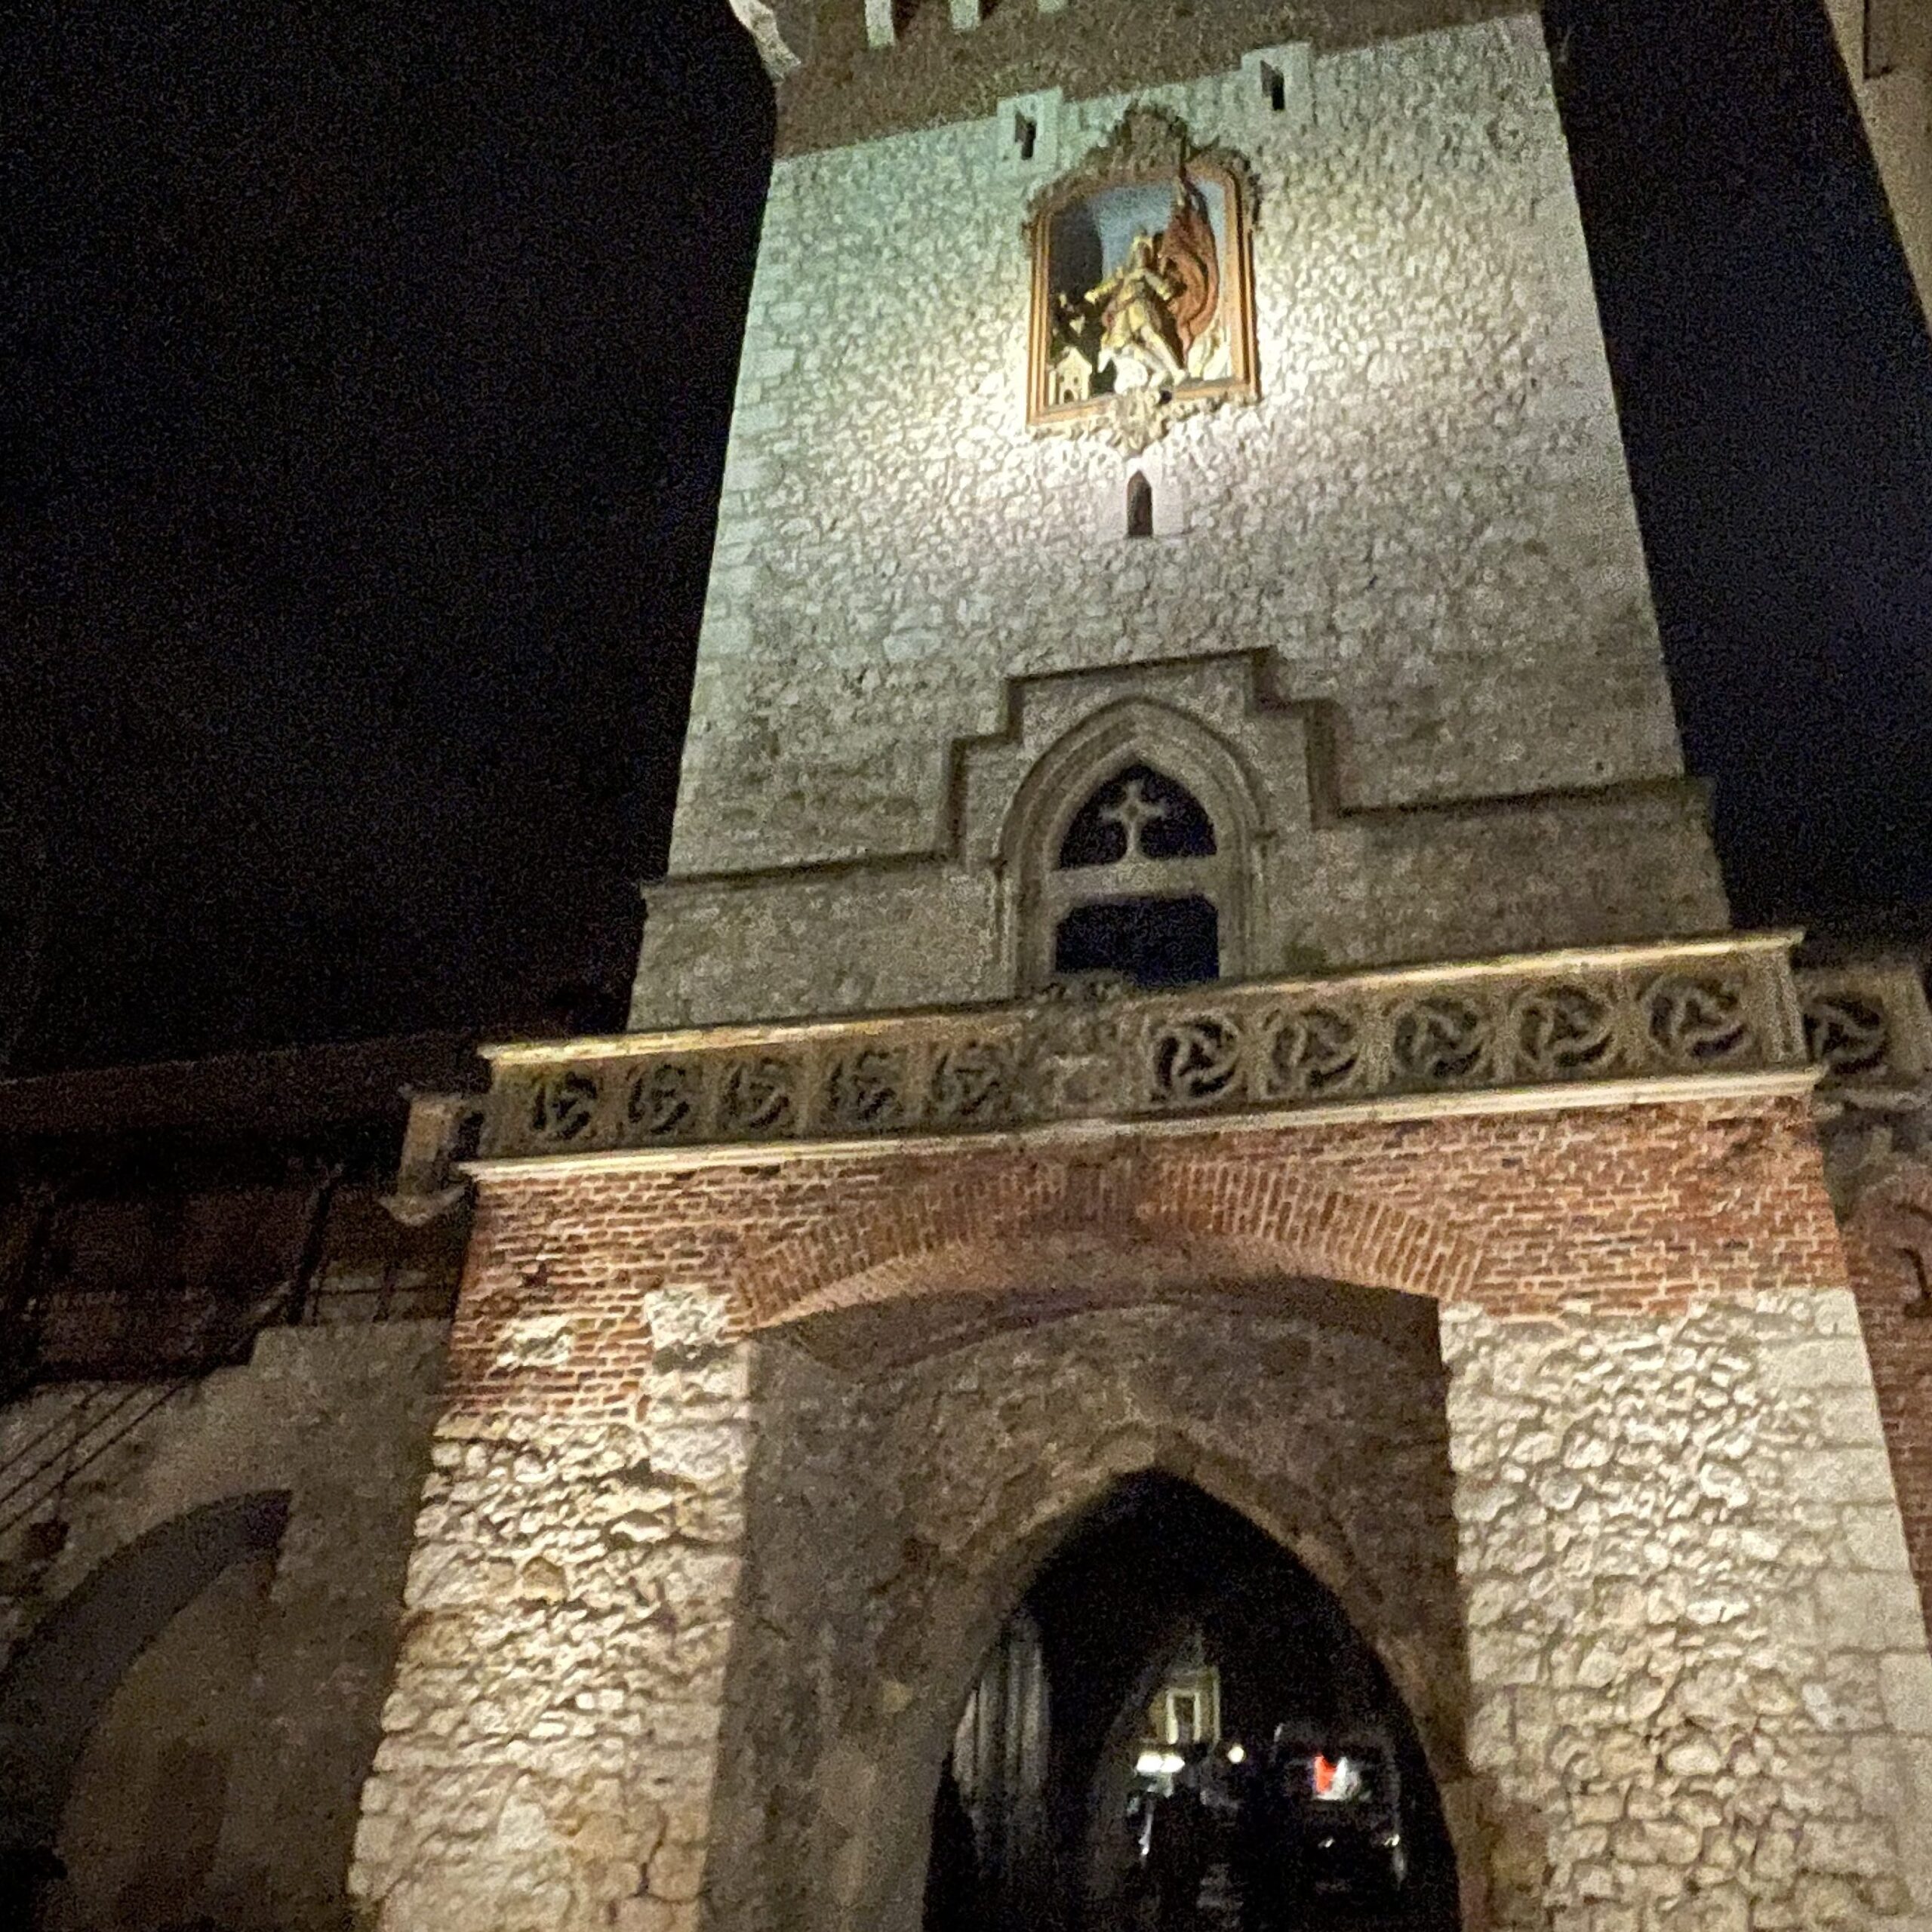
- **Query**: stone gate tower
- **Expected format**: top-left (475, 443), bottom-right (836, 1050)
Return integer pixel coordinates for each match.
top-left (352, 5), bottom-right (1932, 1930)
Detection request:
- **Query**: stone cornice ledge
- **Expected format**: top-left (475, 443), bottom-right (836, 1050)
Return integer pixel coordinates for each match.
top-left (471, 933), bottom-right (1812, 1168)
top-left (464, 1067), bottom-right (1820, 1183)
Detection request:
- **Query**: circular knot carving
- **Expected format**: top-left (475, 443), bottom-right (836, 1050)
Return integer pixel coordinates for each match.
top-left (824, 1048), bottom-right (910, 1132)
top-left (1804, 992), bottom-right (1890, 1078)
top-left (623, 1062), bottom-right (698, 1142)
top-left (1644, 974), bottom-right (1750, 1067)
top-left (1261, 1006), bottom-right (1361, 1096)
top-left (1391, 995), bottom-right (1492, 1086)
top-left (719, 1057), bottom-right (797, 1135)
top-left (528, 1069), bottom-right (599, 1143)
top-left (1148, 1014), bottom-right (1243, 1105)
top-left (1512, 983), bottom-right (1617, 1079)
top-left (930, 1040), bottom-right (1014, 1126)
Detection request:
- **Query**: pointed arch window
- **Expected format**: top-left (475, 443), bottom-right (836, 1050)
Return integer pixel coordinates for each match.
top-left (1000, 703), bottom-right (1265, 994)
top-left (1044, 764), bottom-right (1225, 987)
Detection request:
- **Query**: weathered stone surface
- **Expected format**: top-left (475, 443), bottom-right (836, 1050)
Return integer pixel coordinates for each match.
top-left (634, 15), bottom-right (1726, 1029)
top-left (773, 0), bottom-right (1524, 155)
top-left (347, 1287), bottom-right (752, 1932)
top-left (0, 1321), bottom-right (448, 1932)
top-left (703, 1296), bottom-right (1464, 1932)
top-left (1444, 1291), bottom-right (1932, 1930)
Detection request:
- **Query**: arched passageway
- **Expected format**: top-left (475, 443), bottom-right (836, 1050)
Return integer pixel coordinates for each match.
top-left (925, 1474), bottom-right (1458, 1932)
top-left (0, 1491), bottom-right (289, 1929)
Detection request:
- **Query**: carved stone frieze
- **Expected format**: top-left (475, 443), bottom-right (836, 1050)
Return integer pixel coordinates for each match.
top-left (1798, 958), bottom-right (1932, 1217)
top-left (478, 936), bottom-right (1810, 1164)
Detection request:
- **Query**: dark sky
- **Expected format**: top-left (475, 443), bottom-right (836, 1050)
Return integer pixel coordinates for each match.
top-left (5, 0), bottom-right (1931, 1075)
top-left (1548, 0), bottom-right (1932, 934)
top-left (5, 0), bottom-right (772, 1071)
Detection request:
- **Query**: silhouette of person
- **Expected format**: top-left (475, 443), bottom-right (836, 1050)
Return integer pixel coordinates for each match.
top-left (923, 1760), bottom-right (980, 1932)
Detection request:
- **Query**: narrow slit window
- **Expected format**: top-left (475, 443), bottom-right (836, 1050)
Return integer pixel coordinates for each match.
top-left (1260, 60), bottom-right (1287, 112)
top-left (1014, 111), bottom-right (1038, 162)
top-left (1125, 471), bottom-right (1153, 540)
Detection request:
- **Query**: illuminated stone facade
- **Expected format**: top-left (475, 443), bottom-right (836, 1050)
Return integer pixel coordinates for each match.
top-left (344, 7), bottom-right (1932, 1932)
top-left (630, 5), bottom-right (1724, 1030)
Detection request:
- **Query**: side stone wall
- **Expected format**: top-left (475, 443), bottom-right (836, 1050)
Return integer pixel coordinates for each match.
top-left (0, 1320), bottom-right (448, 1932)
top-left (350, 1278), bottom-right (750, 1932)
top-left (1841, 1156), bottom-right (1932, 1629)
top-left (1447, 1293), bottom-right (1932, 1931)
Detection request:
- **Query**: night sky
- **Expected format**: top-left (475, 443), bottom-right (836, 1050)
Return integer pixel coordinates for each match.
top-left (4, 0), bottom-right (1930, 1075)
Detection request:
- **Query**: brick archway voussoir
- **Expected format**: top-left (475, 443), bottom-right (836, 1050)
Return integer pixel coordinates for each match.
top-left (730, 1148), bottom-right (1484, 1332)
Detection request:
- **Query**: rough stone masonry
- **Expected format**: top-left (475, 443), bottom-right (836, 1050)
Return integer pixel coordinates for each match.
top-left (343, 5), bottom-right (1932, 1930)
top-left (631, 10), bottom-right (1725, 1029)
top-left (350, 1097), bottom-right (1932, 1930)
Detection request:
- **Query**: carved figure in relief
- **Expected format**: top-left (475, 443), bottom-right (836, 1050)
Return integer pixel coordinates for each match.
top-left (1041, 165), bottom-right (1240, 435)
top-left (1027, 106), bottom-right (1258, 448)
top-left (1054, 177), bottom-right (1223, 395)
top-left (1088, 230), bottom-right (1188, 390)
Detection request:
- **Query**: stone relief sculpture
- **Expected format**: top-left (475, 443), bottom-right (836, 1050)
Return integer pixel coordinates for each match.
top-left (1027, 106), bottom-right (1258, 450)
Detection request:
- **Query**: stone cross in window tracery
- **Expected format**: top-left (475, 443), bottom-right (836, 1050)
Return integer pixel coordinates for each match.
top-left (1099, 777), bottom-right (1170, 858)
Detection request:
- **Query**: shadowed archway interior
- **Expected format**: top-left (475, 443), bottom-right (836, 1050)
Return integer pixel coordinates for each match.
top-left (926, 1473), bottom-right (1458, 1932)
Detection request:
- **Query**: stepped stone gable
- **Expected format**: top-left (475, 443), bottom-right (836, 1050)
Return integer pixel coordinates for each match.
top-left (635, 651), bottom-right (1724, 1029)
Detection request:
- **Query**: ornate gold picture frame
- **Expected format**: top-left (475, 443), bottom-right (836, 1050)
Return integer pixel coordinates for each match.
top-left (1025, 106), bottom-right (1259, 450)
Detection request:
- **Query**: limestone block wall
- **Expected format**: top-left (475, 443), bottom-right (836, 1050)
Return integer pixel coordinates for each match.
top-left (349, 1269), bottom-right (752, 1932)
top-left (1446, 1293), bottom-right (1932, 1931)
top-left (635, 12), bottom-right (1726, 1026)
top-left (0, 1320), bottom-right (448, 1932)
top-left (702, 1299), bottom-right (1464, 1932)
top-left (349, 1086), bottom-right (1932, 1932)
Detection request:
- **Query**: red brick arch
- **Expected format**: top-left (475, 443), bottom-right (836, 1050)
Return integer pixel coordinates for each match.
top-left (731, 1141), bottom-right (1485, 1334)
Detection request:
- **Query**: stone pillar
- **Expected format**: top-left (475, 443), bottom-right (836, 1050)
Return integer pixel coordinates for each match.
top-left (1444, 1291), bottom-right (1932, 1930)
top-left (348, 1280), bottom-right (752, 1932)
top-left (863, 0), bottom-right (894, 48)
top-left (208, 1323), bottom-right (448, 1930)
top-left (948, 0), bottom-right (981, 29)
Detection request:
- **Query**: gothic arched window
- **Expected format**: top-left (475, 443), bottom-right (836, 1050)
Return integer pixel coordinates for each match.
top-left (1044, 764), bottom-right (1223, 988)
top-left (999, 702), bottom-right (1264, 995)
